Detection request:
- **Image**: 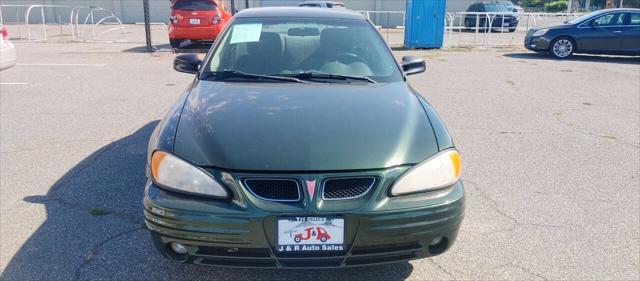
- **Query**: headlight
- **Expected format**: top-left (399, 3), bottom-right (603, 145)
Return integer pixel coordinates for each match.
top-left (151, 151), bottom-right (228, 198)
top-left (532, 29), bottom-right (548, 37)
top-left (391, 150), bottom-right (461, 196)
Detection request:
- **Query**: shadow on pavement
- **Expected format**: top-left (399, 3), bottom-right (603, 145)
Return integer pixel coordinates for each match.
top-left (123, 42), bottom-right (211, 54)
top-left (503, 52), bottom-right (640, 65)
top-left (1, 121), bottom-right (413, 281)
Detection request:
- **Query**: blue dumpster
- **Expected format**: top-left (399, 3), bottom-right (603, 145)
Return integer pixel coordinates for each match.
top-left (404, 0), bottom-right (447, 48)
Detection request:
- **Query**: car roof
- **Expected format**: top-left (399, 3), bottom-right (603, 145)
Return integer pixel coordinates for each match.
top-left (593, 8), bottom-right (640, 13)
top-left (235, 7), bottom-right (364, 20)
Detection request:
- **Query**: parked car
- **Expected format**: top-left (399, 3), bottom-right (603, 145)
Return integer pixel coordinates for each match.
top-left (146, 7), bottom-right (464, 268)
top-left (168, 0), bottom-right (232, 48)
top-left (464, 2), bottom-right (519, 32)
top-left (298, 1), bottom-right (345, 8)
top-left (0, 26), bottom-right (16, 71)
top-left (525, 8), bottom-right (640, 58)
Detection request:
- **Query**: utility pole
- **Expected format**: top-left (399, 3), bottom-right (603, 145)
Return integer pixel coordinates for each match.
top-left (230, 0), bottom-right (236, 15)
top-left (143, 0), bottom-right (153, 52)
top-left (245, 0), bottom-right (249, 9)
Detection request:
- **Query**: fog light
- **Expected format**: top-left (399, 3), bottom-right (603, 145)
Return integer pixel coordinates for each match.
top-left (170, 242), bottom-right (188, 255)
top-left (429, 236), bottom-right (443, 246)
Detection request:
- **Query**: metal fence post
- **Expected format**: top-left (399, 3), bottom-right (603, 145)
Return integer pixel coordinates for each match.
top-left (143, 0), bottom-right (153, 52)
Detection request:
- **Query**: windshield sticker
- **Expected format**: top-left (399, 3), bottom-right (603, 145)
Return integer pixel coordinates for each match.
top-left (229, 23), bottom-right (262, 44)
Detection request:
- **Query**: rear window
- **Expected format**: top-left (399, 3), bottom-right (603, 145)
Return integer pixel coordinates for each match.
top-left (174, 0), bottom-right (218, 11)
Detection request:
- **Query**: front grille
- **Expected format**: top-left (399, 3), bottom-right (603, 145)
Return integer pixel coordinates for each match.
top-left (183, 241), bottom-right (425, 268)
top-left (244, 179), bottom-right (301, 201)
top-left (322, 177), bottom-right (376, 200)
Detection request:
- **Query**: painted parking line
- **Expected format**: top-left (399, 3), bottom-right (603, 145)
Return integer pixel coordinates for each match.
top-left (16, 63), bottom-right (106, 67)
top-left (0, 82), bottom-right (30, 85)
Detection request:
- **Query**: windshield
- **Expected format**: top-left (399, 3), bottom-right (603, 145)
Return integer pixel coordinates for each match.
top-left (204, 18), bottom-right (402, 83)
top-left (484, 4), bottom-right (510, 12)
top-left (567, 11), bottom-right (603, 25)
top-left (174, 0), bottom-right (218, 11)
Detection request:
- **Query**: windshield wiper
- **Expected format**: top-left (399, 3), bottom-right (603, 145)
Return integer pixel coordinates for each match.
top-left (280, 72), bottom-right (376, 83)
top-left (203, 69), bottom-right (305, 83)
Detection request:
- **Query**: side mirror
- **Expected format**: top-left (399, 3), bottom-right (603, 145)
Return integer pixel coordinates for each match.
top-left (401, 56), bottom-right (426, 76)
top-left (174, 54), bottom-right (201, 74)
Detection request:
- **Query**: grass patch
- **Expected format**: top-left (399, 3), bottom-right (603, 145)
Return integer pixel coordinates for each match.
top-left (603, 135), bottom-right (617, 140)
top-left (165, 83), bottom-right (176, 87)
top-left (582, 102), bottom-right (593, 106)
top-left (506, 80), bottom-right (515, 86)
top-left (89, 208), bottom-right (111, 216)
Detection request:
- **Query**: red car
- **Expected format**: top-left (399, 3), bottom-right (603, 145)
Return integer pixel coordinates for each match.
top-left (168, 0), bottom-right (232, 48)
top-left (293, 227), bottom-right (332, 243)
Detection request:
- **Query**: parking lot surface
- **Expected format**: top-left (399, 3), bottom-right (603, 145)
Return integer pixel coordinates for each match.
top-left (1, 39), bottom-right (638, 280)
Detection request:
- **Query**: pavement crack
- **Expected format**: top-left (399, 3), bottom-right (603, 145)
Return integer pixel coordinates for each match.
top-left (427, 258), bottom-right (455, 278)
top-left (552, 115), bottom-right (640, 148)
top-left (465, 180), bottom-right (519, 225)
top-left (25, 195), bottom-right (140, 224)
top-left (509, 262), bottom-right (549, 280)
top-left (73, 226), bottom-right (143, 281)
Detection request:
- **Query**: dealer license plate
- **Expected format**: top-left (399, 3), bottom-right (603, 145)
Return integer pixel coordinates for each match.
top-left (277, 216), bottom-right (344, 252)
top-left (189, 18), bottom-right (200, 25)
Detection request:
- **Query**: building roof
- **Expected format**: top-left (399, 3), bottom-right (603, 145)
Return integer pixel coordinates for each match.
top-left (234, 7), bottom-right (365, 20)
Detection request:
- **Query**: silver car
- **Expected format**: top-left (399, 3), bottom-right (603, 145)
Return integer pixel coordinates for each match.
top-left (1, 26), bottom-right (17, 71)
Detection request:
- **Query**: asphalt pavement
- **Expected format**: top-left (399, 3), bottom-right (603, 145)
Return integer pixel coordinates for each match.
top-left (0, 37), bottom-right (639, 280)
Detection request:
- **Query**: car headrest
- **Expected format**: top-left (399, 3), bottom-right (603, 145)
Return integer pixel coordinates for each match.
top-left (320, 28), bottom-right (353, 53)
top-left (247, 32), bottom-right (283, 56)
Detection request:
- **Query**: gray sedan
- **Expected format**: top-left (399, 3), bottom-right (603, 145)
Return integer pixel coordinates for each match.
top-left (525, 8), bottom-right (640, 58)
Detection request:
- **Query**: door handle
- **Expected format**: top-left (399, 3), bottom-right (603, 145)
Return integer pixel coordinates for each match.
top-left (613, 30), bottom-right (622, 33)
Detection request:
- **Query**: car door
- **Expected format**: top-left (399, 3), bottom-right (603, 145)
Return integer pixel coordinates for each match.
top-left (620, 12), bottom-right (640, 53)
top-left (576, 13), bottom-right (625, 53)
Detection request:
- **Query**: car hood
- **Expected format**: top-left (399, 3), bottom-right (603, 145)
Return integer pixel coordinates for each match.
top-left (173, 81), bottom-right (438, 171)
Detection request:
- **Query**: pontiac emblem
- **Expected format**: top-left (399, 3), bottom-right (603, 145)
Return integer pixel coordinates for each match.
top-left (306, 180), bottom-right (316, 198)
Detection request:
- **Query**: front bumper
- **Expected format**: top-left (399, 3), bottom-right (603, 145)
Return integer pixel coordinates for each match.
top-left (525, 35), bottom-right (551, 52)
top-left (144, 175), bottom-right (465, 268)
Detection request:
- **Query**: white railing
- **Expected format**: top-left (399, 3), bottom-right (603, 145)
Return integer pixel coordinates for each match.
top-left (444, 12), bottom-right (583, 47)
top-left (356, 11), bottom-right (406, 29)
top-left (0, 4), bottom-right (127, 42)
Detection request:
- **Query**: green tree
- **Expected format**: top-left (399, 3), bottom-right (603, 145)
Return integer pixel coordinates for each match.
top-left (545, 0), bottom-right (568, 11)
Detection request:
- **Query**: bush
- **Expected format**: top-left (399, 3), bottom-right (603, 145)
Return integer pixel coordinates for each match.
top-left (516, 0), bottom-right (545, 7)
top-left (545, 0), bottom-right (568, 12)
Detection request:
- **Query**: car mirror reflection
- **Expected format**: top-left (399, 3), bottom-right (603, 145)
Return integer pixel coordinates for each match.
top-left (174, 54), bottom-right (201, 74)
top-left (401, 56), bottom-right (426, 76)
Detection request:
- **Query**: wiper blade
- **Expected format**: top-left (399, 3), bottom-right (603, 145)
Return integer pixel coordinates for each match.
top-left (283, 72), bottom-right (375, 83)
top-left (205, 69), bottom-right (305, 83)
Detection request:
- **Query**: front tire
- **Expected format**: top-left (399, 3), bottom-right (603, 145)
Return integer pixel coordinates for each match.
top-left (549, 37), bottom-right (575, 59)
top-left (170, 39), bottom-right (183, 49)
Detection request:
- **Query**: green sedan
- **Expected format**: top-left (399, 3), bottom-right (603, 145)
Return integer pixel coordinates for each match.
top-left (144, 7), bottom-right (464, 268)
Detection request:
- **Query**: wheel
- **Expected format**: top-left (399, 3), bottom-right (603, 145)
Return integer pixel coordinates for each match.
top-left (508, 28), bottom-right (516, 33)
top-left (320, 237), bottom-right (327, 242)
top-left (170, 39), bottom-right (183, 49)
top-left (294, 237), bottom-right (301, 243)
top-left (549, 37), bottom-right (575, 59)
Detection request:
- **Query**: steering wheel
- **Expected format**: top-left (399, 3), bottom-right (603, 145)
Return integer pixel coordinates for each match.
top-left (328, 52), bottom-right (367, 65)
